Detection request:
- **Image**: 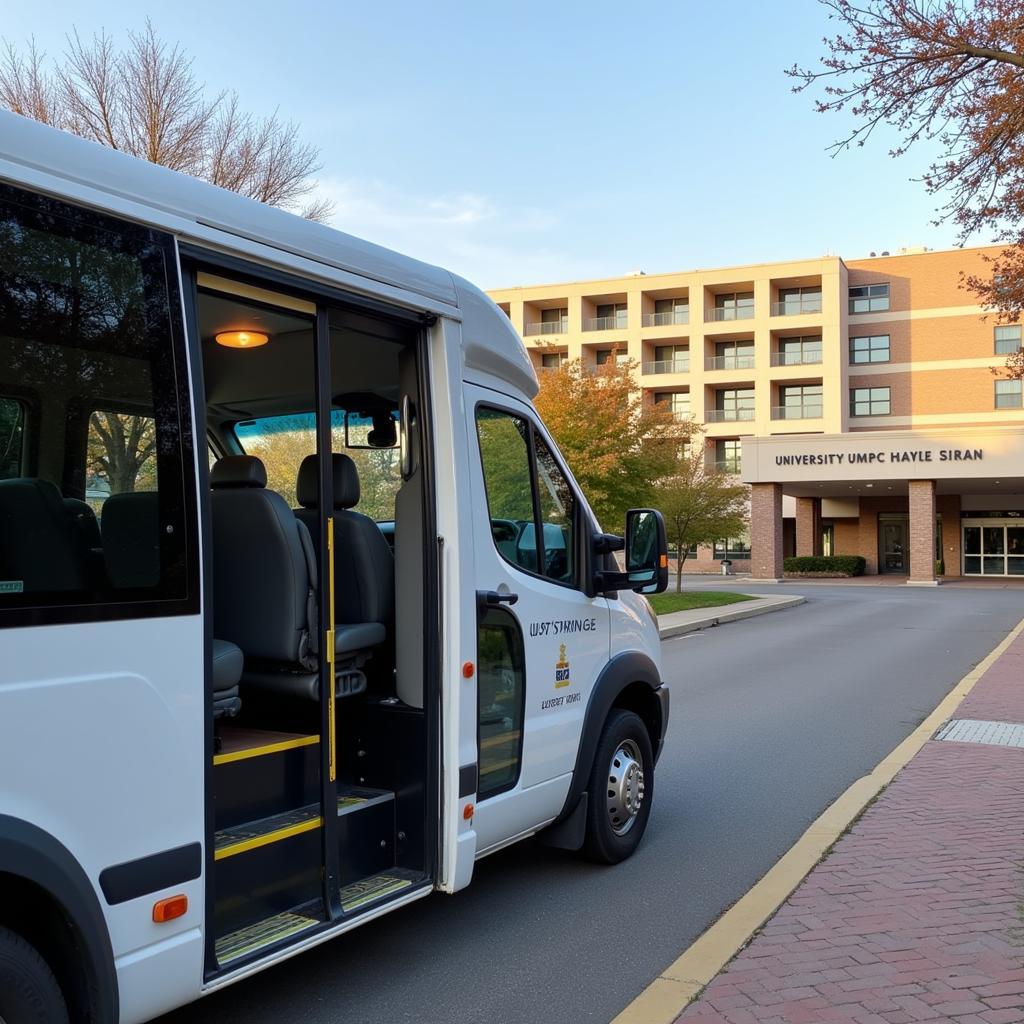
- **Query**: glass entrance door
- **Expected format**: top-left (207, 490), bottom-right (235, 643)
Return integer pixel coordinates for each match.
top-left (963, 522), bottom-right (1024, 576)
top-left (879, 518), bottom-right (908, 574)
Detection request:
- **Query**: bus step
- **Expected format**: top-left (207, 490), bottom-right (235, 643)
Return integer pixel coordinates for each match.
top-left (215, 909), bottom-right (319, 966)
top-left (215, 803), bottom-right (320, 861)
top-left (340, 872), bottom-right (414, 913)
top-left (336, 786), bottom-right (393, 815)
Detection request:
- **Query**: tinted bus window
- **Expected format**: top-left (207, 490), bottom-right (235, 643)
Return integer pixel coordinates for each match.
top-left (0, 184), bottom-right (194, 622)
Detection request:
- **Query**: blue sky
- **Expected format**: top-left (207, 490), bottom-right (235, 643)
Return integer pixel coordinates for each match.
top-left (4, 0), bottom-right (970, 288)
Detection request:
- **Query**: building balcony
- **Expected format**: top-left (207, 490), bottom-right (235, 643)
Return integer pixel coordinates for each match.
top-left (535, 364), bottom-right (566, 375)
top-left (642, 310), bottom-right (690, 327)
top-left (770, 297), bottom-right (822, 316)
top-left (642, 358), bottom-right (690, 375)
top-left (524, 321), bottom-right (568, 336)
top-left (770, 352), bottom-right (823, 367)
top-left (771, 405), bottom-right (823, 420)
top-left (705, 307), bottom-right (755, 323)
top-left (705, 355), bottom-right (755, 371)
top-left (706, 408), bottom-right (755, 423)
top-left (584, 316), bottom-right (628, 331)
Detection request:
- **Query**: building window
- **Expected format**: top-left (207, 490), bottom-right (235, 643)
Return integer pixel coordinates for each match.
top-left (540, 352), bottom-right (567, 370)
top-left (995, 325), bottom-right (1022, 355)
top-left (775, 286), bottom-right (822, 315)
top-left (648, 298), bottom-right (689, 326)
top-left (541, 307), bottom-right (568, 327)
top-left (715, 438), bottom-right (741, 473)
top-left (821, 523), bottom-right (835, 557)
top-left (710, 339), bottom-right (754, 370)
top-left (776, 336), bottom-right (822, 366)
top-left (994, 379), bottom-right (1023, 409)
top-left (654, 392), bottom-right (690, 419)
top-left (595, 302), bottom-right (627, 329)
top-left (712, 292), bottom-right (754, 321)
top-left (849, 283), bottom-right (889, 314)
top-left (850, 386), bottom-right (891, 416)
top-left (713, 536), bottom-right (751, 559)
top-left (714, 388), bottom-right (755, 421)
top-left (777, 384), bottom-right (823, 419)
top-left (596, 348), bottom-right (628, 366)
top-left (850, 334), bottom-right (890, 364)
top-left (653, 344), bottom-right (688, 372)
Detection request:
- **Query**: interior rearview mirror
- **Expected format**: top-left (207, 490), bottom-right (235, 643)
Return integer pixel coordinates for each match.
top-left (625, 508), bottom-right (669, 594)
top-left (345, 408), bottom-right (399, 449)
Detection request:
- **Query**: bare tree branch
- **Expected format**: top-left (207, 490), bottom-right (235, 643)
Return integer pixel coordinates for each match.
top-left (791, 0), bottom-right (1024, 375)
top-left (0, 20), bottom-right (332, 220)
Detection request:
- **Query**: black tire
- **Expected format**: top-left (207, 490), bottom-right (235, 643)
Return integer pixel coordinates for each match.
top-left (0, 927), bottom-right (69, 1024)
top-left (581, 708), bottom-right (654, 864)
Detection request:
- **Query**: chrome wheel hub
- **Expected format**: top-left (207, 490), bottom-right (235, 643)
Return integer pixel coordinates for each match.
top-left (606, 739), bottom-right (645, 836)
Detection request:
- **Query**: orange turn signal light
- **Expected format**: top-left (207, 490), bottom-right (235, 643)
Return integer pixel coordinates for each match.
top-left (152, 894), bottom-right (188, 923)
top-left (659, 554), bottom-right (668, 568)
top-left (463, 803), bottom-right (475, 821)
top-left (462, 661), bottom-right (474, 679)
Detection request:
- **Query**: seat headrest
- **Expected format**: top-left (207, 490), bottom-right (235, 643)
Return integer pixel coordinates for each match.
top-left (295, 453), bottom-right (361, 510)
top-left (211, 455), bottom-right (267, 489)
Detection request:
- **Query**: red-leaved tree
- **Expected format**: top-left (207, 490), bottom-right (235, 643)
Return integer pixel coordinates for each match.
top-left (789, 0), bottom-right (1024, 378)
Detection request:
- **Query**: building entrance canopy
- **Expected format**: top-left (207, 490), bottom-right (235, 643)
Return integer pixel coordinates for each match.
top-left (742, 427), bottom-right (1024, 582)
top-left (741, 426), bottom-right (1024, 496)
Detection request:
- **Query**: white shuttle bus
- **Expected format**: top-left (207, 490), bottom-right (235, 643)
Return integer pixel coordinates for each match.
top-left (0, 113), bottom-right (669, 1024)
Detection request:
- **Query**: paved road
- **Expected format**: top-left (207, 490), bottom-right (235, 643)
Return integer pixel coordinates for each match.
top-left (158, 584), bottom-right (1024, 1024)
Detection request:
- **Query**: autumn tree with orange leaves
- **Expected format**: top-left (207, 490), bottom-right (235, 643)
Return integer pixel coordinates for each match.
top-left (533, 356), bottom-right (690, 529)
top-left (790, 0), bottom-right (1024, 378)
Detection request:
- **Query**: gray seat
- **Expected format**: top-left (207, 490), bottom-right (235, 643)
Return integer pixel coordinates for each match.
top-left (295, 454), bottom-right (389, 692)
top-left (212, 639), bottom-right (243, 719)
top-left (295, 453), bottom-right (391, 642)
top-left (0, 478), bottom-right (86, 593)
top-left (210, 455), bottom-right (320, 701)
top-left (101, 491), bottom-right (161, 588)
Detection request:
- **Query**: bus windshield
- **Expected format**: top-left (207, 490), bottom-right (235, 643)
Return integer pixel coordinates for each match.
top-left (233, 411), bottom-right (402, 521)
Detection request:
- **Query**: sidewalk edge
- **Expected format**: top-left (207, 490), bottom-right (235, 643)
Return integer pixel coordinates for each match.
top-left (658, 596), bottom-right (806, 640)
top-left (613, 613), bottom-right (1024, 1024)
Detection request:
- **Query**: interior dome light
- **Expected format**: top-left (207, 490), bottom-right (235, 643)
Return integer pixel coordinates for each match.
top-left (216, 331), bottom-right (269, 349)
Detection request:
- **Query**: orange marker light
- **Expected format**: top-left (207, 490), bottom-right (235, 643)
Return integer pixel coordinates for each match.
top-left (152, 894), bottom-right (188, 923)
top-left (462, 661), bottom-right (474, 678)
top-left (463, 803), bottom-right (475, 821)
top-left (659, 554), bottom-right (668, 569)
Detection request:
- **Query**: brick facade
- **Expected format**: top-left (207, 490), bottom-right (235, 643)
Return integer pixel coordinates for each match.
top-left (907, 480), bottom-right (937, 582)
top-left (794, 497), bottom-right (821, 557)
top-left (750, 483), bottom-right (783, 579)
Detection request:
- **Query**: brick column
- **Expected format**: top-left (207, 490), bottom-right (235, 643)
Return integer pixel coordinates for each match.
top-left (908, 480), bottom-right (938, 585)
top-left (795, 497), bottom-right (822, 557)
top-left (751, 482), bottom-right (784, 580)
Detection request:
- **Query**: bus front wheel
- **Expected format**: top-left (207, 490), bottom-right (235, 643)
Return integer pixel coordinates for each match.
top-left (0, 927), bottom-right (69, 1024)
top-left (582, 709), bottom-right (654, 864)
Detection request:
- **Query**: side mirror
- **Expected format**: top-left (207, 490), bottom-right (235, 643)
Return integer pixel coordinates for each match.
top-left (625, 508), bottom-right (669, 594)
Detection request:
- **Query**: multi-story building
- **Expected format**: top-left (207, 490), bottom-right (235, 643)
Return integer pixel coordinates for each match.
top-left (487, 246), bottom-right (1024, 581)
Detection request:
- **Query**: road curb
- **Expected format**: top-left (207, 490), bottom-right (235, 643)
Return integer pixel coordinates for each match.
top-left (657, 596), bottom-right (805, 640)
top-left (616, 612), bottom-right (1024, 1024)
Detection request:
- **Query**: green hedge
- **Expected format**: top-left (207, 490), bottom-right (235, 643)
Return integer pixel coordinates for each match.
top-left (783, 555), bottom-right (866, 576)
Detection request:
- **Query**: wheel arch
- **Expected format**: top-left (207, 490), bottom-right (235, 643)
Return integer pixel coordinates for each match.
top-left (553, 652), bottom-right (667, 832)
top-left (0, 815), bottom-right (118, 1024)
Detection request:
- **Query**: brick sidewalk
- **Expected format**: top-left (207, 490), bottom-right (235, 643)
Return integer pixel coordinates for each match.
top-left (677, 631), bottom-right (1024, 1024)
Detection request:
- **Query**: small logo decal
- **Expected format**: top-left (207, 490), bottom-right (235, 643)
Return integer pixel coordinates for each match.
top-left (555, 644), bottom-right (570, 688)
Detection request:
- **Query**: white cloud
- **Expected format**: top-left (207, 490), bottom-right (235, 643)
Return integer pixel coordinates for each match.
top-left (311, 177), bottom-right (578, 289)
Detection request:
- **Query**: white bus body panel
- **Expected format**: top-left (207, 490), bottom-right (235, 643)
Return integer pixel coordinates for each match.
top-left (0, 616), bottom-right (205, 1023)
top-left (461, 383), bottom-right (612, 855)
